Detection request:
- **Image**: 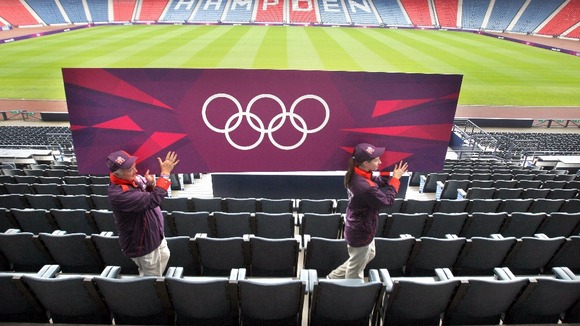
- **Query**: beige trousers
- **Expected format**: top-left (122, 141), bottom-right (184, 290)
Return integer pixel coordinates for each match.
top-left (131, 238), bottom-right (170, 276)
top-left (327, 239), bottom-right (376, 279)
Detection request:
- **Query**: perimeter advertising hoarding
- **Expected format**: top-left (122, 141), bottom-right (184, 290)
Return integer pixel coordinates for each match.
top-left (62, 68), bottom-right (462, 174)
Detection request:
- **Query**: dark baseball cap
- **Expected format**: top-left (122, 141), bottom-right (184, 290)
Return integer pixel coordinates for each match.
top-left (353, 143), bottom-right (385, 163)
top-left (106, 150), bottom-right (137, 172)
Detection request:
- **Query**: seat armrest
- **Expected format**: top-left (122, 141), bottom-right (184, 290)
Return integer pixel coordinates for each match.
top-left (308, 269), bottom-right (318, 293)
top-left (457, 188), bottom-right (467, 199)
top-left (100, 265), bottom-right (121, 278)
top-left (37, 264), bottom-right (61, 278)
top-left (368, 269), bottom-right (380, 283)
top-left (5, 228), bottom-right (20, 234)
top-left (534, 233), bottom-right (549, 239)
top-left (165, 266), bottom-right (184, 278)
top-left (435, 268), bottom-right (453, 281)
top-left (378, 269), bottom-right (394, 292)
top-left (490, 234), bottom-right (504, 239)
top-left (552, 267), bottom-right (576, 280)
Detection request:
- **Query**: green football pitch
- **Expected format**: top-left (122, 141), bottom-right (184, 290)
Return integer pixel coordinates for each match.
top-left (0, 24), bottom-right (579, 106)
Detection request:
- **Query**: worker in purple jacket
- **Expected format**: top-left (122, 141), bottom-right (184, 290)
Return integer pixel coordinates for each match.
top-left (107, 150), bottom-right (179, 276)
top-left (328, 143), bottom-right (408, 279)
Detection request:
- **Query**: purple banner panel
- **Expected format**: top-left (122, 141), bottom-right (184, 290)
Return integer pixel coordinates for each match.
top-left (62, 68), bottom-right (462, 174)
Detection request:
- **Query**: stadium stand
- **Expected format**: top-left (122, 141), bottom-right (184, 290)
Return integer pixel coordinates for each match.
top-left (345, 0), bottom-right (381, 26)
top-left (288, 0), bottom-right (319, 24)
top-left (461, 0), bottom-right (490, 30)
top-left (510, 0), bottom-right (567, 34)
top-left (59, 0), bottom-right (89, 24)
top-left (86, 0), bottom-right (110, 22)
top-left (374, 0), bottom-right (411, 26)
top-left (161, 0), bottom-right (198, 22)
top-left (112, 0), bottom-right (137, 22)
top-left (190, 0), bottom-right (226, 23)
top-left (485, 0), bottom-right (526, 32)
top-left (25, 0), bottom-right (68, 25)
top-left (538, 0), bottom-right (580, 37)
top-left (433, 0), bottom-right (458, 28)
top-left (137, 0), bottom-right (170, 21)
top-left (0, 0), bottom-right (40, 27)
top-left (317, 0), bottom-right (350, 25)
top-left (254, 0), bottom-right (286, 23)
top-left (222, 0), bottom-right (256, 23)
top-left (400, 0), bottom-right (433, 26)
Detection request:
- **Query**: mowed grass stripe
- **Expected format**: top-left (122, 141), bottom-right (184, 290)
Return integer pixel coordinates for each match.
top-left (303, 27), bottom-right (363, 71)
top-left (180, 25), bottom-right (252, 67)
top-left (219, 26), bottom-right (268, 68)
top-left (286, 27), bottom-right (324, 70)
top-left (251, 26), bottom-right (288, 69)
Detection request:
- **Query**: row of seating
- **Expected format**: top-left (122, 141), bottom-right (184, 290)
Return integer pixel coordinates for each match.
top-left (2, 192), bottom-right (580, 215)
top-left (419, 171), bottom-right (580, 193)
top-left (0, 173), bottom-right (106, 183)
top-left (1, 227), bottom-right (578, 278)
top-left (0, 182), bottom-right (108, 195)
top-left (445, 184), bottom-right (579, 200)
top-left (2, 206), bottom-right (579, 240)
top-left (2, 264), bottom-right (579, 325)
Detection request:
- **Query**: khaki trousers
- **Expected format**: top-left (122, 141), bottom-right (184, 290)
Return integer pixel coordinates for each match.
top-left (131, 238), bottom-right (170, 276)
top-left (327, 239), bottom-right (376, 279)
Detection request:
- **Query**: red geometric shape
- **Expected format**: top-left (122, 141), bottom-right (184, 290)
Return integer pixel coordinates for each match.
top-left (93, 116), bottom-right (143, 131)
top-left (70, 125), bottom-right (88, 131)
top-left (64, 69), bottom-right (173, 110)
top-left (340, 147), bottom-right (413, 169)
top-left (342, 124), bottom-right (453, 142)
top-left (382, 151), bottom-right (414, 168)
top-left (132, 132), bottom-right (188, 163)
top-left (372, 98), bottom-right (433, 118)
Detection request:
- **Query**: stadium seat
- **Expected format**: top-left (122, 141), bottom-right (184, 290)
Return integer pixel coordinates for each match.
top-left (502, 234), bottom-right (566, 275)
top-left (383, 213), bottom-right (428, 238)
top-left (225, 197), bottom-right (257, 213)
top-left (443, 268), bottom-right (529, 325)
top-left (0, 230), bottom-right (53, 272)
top-left (21, 265), bottom-right (111, 324)
top-left (38, 232), bottom-right (103, 273)
top-left (365, 236), bottom-right (415, 277)
top-left (307, 269), bottom-right (383, 325)
top-left (172, 211), bottom-right (211, 237)
top-left (195, 235), bottom-right (247, 276)
top-left (11, 208), bottom-right (56, 234)
top-left (303, 237), bottom-right (349, 277)
top-left (423, 213), bottom-right (468, 238)
top-left (164, 270), bottom-right (236, 325)
top-left (212, 212), bottom-right (252, 238)
top-left (453, 236), bottom-right (517, 276)
top-left (254, 212), bottom-right (295, 239)
top-left (258, 198), bottom-right (294, 214)
top-left (93, 274), bottom-right (173, 325)
top-left (406, 236), bottom-right (466, 276)
top-left (378, 268), bottom-right (460, 325)
top-left (165, 236), bottom-right (198, 276)
top-left (90, 233), bottom-right (138, 275)
top-left (237, 268), bottom-right (306, 325)
top-left (247, 236), bottom-right (299, 277)
top-left (504, 268), bottom-right (580, 324)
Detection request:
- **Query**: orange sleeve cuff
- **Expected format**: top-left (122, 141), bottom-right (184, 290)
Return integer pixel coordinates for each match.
top-left (155, 177), bottom-right (171, 191)
top-left (388, 177), bottom-right (401, 192)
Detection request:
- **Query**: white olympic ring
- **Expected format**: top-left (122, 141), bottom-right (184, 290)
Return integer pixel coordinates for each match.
top-left (202, 93), bottom-right (330, 150)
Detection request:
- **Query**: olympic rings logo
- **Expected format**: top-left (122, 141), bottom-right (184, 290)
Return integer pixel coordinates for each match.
top-left (202, 93), bottom-right (330, 150)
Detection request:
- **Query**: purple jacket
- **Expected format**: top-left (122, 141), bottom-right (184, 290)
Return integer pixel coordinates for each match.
top-left (107, 174), bottom-right (171, 258)
top-left (344, 167), bottom-right (400, 247)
